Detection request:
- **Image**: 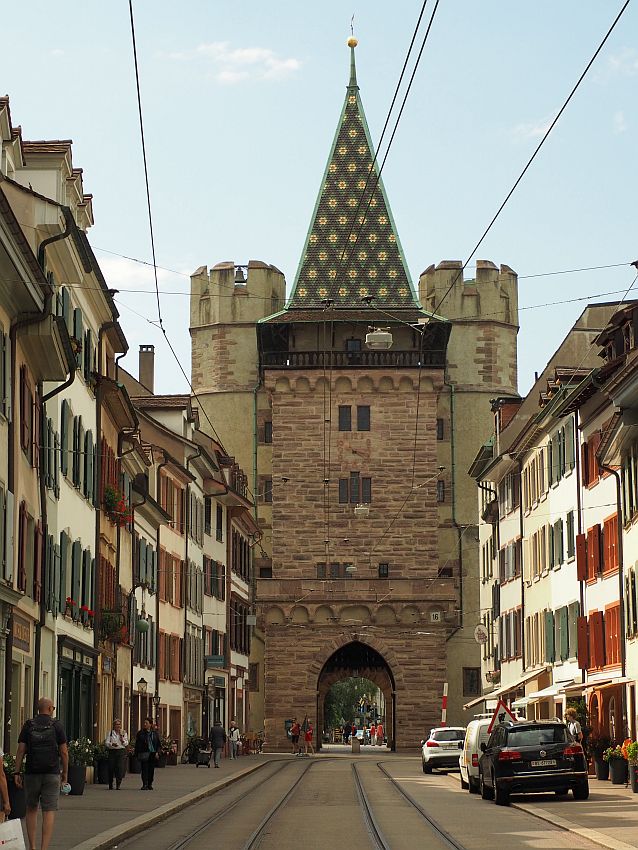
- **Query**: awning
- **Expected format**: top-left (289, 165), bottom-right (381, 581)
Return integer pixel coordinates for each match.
top-left (562, 676), bottom-right (632, 693)
top-left (528, 681), bottom-right (575, 701)
top-left (463, 667), bottom-right (548, 711)
top-left (511, 697), bottom-right (530, 709)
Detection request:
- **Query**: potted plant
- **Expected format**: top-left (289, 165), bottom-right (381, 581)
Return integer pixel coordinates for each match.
top-left (157, 736), bottom-right (172, 769)
top-left (166, 740), bottom-right (178, 766)
top-left (588, 733), bottom-right (611, 780)
top-left (103, 485), bottom-right (133, 527)
top-left (3, 754), bottom-right (25, 820)
top-left (67, 738), bottom-right (94, 795)
top-left (624, 740), bottom-right (638, 793)
top-left (93, 742), bottom-right (109, 785)
top-left (603, 743), bottom-right (628, 785)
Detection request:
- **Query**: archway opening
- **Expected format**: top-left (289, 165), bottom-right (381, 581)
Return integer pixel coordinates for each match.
top-left (316, 640), bottom-right (396, 751)
top-left (324, 677), bottom-right (384, 744)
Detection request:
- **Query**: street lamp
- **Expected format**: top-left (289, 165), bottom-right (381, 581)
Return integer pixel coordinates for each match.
top-left (137, 677), bottom-right (148, 695)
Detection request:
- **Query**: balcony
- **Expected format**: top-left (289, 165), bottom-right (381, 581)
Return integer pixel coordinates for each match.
top-left (261, 349), bottom-right (444, 369)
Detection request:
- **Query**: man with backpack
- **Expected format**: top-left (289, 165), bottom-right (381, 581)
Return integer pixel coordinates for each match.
top-left (14, 697), bottom-right (68, 850)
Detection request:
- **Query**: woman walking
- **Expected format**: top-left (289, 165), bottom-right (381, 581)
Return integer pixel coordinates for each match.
top-left (134, 717), bottom-right (161, 790)
top-left (105, 719), bottom-right (129, 790)
top-left (304, 722), bottom-right (315, 756)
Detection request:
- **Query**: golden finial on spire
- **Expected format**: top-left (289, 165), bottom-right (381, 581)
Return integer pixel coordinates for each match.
top-left (347, 37), bottom-right (358, 48)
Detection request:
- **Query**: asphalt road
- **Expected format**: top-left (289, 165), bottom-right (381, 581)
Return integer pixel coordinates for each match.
top-left (117, 756), bottom-right (607, 850)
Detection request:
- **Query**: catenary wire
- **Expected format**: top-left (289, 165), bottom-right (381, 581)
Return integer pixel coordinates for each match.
top-left (433, 0), bottom-right (632, 316)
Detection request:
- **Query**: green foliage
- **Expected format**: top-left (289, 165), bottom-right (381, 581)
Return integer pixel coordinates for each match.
top-left (323, 677), bottom-right (375, 731)
top-left (68, 737), bottom-right (95, 766)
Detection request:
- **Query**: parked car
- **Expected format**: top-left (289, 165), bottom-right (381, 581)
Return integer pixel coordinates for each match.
top-left (460, 715), bottom-right (492, 793)
top-left (421, 727), bottom-right (465, 773)
top-left (478, 720), bottom-right (589, 806)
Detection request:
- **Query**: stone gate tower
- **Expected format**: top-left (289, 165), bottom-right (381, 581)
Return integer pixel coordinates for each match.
top-left (190, 40), bottom-right (519, 746)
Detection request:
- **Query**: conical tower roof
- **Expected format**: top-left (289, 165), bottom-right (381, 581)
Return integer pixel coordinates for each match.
top-left (286, 40), bottom-right (419, 310)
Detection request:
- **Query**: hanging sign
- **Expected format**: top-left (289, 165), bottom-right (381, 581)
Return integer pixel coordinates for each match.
top-left (473, 624), bottom-right (489, 644)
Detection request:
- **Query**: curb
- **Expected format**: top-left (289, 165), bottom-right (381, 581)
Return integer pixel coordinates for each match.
top-left (445, 771), bottom-right (636, 850)
top-left (68, 761), bottom-right (271, 850)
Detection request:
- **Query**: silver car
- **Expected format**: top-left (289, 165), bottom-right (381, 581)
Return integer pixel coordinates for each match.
top-left (421, 727), bottom-right (466, 773)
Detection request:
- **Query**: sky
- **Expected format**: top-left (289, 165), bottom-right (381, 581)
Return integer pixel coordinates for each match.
top-left (2, 1), bottom-right (636, 396)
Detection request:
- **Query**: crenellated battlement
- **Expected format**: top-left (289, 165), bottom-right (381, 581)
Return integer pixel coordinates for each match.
top-left (190, 259), bottom-right (285, 330)
top-left (419, 259), bottom-right (519, 327)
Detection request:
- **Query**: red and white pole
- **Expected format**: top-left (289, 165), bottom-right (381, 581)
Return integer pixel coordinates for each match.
top-left (441, 682), bottom-right (448, 727)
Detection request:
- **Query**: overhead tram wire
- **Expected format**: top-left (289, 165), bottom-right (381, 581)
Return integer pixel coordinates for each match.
top-left (432, 0), bottom-right (632, 318)
top-left (126, 0), bottom-right (232, 458)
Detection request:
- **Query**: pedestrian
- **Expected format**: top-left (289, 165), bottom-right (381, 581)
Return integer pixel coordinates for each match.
top-left (304, 722), bottom-right (315, 756)
top-left (134, 716), bottom-right (161, 790)
top-left (351, 721), bottom-right (357, 742)
top-left (209, 721), bottom-right (227, 768)
top-left (565, 708), bottom-right (583, 743)
top-left (105, 719), bottom-right (129, 790)
top-left (14, 697), bottom-right (68, 850)
top-left (290, 717), bottom-right (301, 755)
top-left (369, 722), bottom-right (376, 745)
top-left (0, 741), bottom-right (11, 823)
top-left (375, 721), bottom-right (384, 747)
top-left (228, 720), bottom-right (241, 759)
top-left (342, 723), bottom-right (350, 745)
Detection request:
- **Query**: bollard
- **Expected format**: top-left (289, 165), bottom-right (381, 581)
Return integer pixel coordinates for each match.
top-left (351, 737), bottom-right (360, 754)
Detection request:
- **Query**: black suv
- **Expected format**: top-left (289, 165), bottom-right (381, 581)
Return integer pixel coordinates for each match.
top-left (478, 720), bottom-right (589, 806)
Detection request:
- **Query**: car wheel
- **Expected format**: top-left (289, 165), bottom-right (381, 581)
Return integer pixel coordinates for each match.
top-left (460, 774), bottom-right (469, 790)
top-left (573, 780), bottom-right (589, 800)
top-left (469, 776), bottom-right (479, 795)
top-left (422, 761), bottom-right (433, 774)
top-left (480, 770), bottom-right (494, 800)
top-left (494, 779), bottom-right (510, 807)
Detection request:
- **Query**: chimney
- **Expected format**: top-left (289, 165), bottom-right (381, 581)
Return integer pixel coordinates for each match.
top-left (139, 344), bottom-right (155, 393)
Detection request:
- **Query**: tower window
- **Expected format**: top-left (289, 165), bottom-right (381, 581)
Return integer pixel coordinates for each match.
top-left (338, 473), bottom-right (372, 504)
top-left (378, 562), bottom-right (389, 578)
top-left (264, 421), bottom-right (272, 444)
top-left (338, 406), bottom-right (352, 431)
top-left (436, 418), bottom-right (444, 440)
top-left (357, 406), bottom-right (370, 431)
top-left (437, 480), bottom-right (446, 503)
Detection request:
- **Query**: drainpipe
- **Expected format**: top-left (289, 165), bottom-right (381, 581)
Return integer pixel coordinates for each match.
top-left (599, 461), bottom-right (627, 737)
top-left (575, 412), bottom-right (586, 687)
top-left (443, 381), bottom-right (464, 644)
top-left (517, 458), bottom-right (526, 671)
top-left (184, 446), bottom-right (201, 716)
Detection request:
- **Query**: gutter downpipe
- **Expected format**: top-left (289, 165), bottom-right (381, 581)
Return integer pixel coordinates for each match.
top-left (575, 411), bottom-right (586, 687)
top-left (152, 456), bottom-right (168, 730)
top-left (517, 458), bottom-right (525, 672)
top-left (184, 446), bottom-right (202, 720)
top-left (599, 460), bottom-right (628, 736)
top-left (22, 219), bottom-right (74, 721)
top-left (444, 380), bottom-right (464, 643)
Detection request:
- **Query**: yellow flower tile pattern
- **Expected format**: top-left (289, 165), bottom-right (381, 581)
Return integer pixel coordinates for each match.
top-left (289, 73), bottom-right (415, 307)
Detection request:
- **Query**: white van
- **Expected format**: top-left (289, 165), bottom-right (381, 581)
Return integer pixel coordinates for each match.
top-left (460, 715), bottom-right (492, 793)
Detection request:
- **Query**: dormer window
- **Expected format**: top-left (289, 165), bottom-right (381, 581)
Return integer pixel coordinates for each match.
top-left (623, 322), bottom-right (633, 354)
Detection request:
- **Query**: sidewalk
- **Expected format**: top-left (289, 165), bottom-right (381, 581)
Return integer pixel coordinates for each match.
top-left (447, 770), bottom-right (638, 850)
top-left (23, 755), bottom-right (275, 850)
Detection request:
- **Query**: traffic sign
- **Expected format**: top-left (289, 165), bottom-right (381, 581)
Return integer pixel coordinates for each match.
top-left (473, 624), bottom-right (489, 644)
top-left (487, 699), bottom-right (519, 734)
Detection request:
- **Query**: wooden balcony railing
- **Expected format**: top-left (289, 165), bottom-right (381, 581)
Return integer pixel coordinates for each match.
top-left (261, 349), bottom-right (444, 369)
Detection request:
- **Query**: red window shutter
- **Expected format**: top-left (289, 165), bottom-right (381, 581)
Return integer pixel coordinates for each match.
top-left (577, 616), bottom-right (589, 668)
top-left (576, 533), bottom-right (587, 581)
top-left (19, 367), bottom-right (28, 451)
top-left (610, 515), bottom-right (618, 570)
top-left (590, 611), bottom-right (604, 668)
top-left (591, 525), bottom-right (602, 575)
top-left (32, 393), bottom-right (41, 470)
top-left (33, 520), bottom-right (43, 603)
top-left (17, 501), bottom-right (27, 593)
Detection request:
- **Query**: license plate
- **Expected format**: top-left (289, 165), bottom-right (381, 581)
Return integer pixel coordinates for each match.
top-left (530, 759), bottom-right (557, 767)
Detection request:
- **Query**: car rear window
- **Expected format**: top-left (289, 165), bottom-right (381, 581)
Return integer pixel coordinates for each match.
top-left (506, 726), bottom-right (569, 747)
top-left (432, 729), bottom-right (465, 742)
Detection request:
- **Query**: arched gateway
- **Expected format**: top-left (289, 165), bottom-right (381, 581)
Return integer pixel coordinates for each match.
top-left (316, 641), bottom-right (396, 749)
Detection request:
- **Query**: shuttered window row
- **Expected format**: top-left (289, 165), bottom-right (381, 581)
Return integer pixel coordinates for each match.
top-left (204, 556), bottom-right (225, 600)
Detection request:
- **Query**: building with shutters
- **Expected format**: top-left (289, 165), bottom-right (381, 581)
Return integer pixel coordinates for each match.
top-left (468, 303), bottom-right (631, 735)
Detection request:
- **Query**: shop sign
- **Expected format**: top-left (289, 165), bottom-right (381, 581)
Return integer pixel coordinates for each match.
top-left (102, 657), bottom-right (112, 674)
top-left (61, 647), bottom-right (74, 661)
top-left (83, 655), bottom-right (94, 668)
top-left (205, 655), bottom-right (225, 669)
top-left (214, 677), bottom-right (225, 687)
top-left (12, 615), bottom-right (30, 653)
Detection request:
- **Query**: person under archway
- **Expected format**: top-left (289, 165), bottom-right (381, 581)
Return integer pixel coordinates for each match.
top-left (375, 720), bottom-right (384, 747)
top-left (304, 722), bottom-right (315, 756)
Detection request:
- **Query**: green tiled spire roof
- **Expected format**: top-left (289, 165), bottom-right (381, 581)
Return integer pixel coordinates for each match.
top-left (287, 41), bottom-right (419, 309)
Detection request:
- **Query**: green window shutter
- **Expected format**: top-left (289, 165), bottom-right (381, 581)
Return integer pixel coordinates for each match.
top-left (151, 549), bottom-right (158, 594)
top-left (86, 431), bottom-right (94, 502)
top-left (557, 519), bottom-right (564, 564)
top-left (73, 308), bottom-right (83, 368)
top-left (59, 531), bottom-right (68, 607)
top-left (53, 543), bottom-right (61, 616)
top-left (146, 543), bottom-right (154, 590)
top-left (71, 539), bottom-right (82, 617)
top-left (90, 557), bottom-right (95, 612)
top-left (81, 549), bottom-right (91, 611)
top-left (139, 538), bottom-right (147, 586)
top-left (83, 328), bottom-right (93, 382)
top-left (548, 439), bottom-right (554, 486)
top-left (0, 486), bottom-right (5, 578)
top-left (565, 417), bottom-right (575, 469)
top-left (61, 288), bottom-right (71, 332)
top-left (72, 416), bottom-right (78, 485)
top-left (545, 610), bottom-right (555, 663)
top-left (549, 523), bottom-right (555, 568)
top-left (53, 432), bottom-right (60, 498)
top-left (60, 401), bottom-right (68, 478)
top-left (77, 418), bottom-right (84, 493)
top-left (560, 606), bottom-right (569, 661)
